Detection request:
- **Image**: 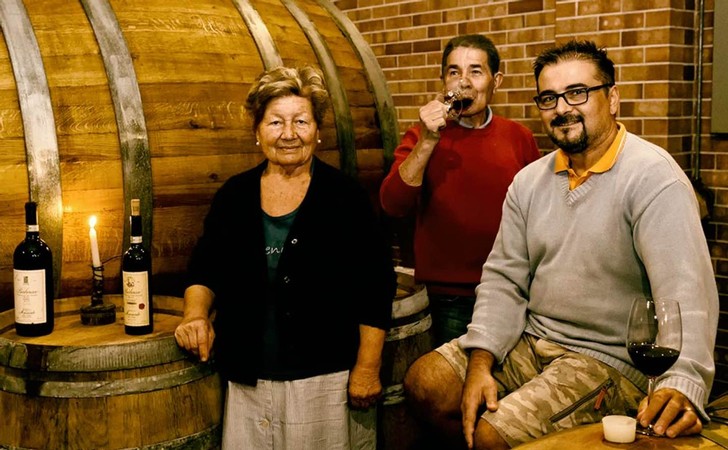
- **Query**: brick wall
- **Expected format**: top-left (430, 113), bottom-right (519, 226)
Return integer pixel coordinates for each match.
top-left (335, 0), bottom-right (728, 399)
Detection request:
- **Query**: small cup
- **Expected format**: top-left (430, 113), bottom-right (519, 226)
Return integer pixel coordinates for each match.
top-left (602, 415), bottom-right (636, 443)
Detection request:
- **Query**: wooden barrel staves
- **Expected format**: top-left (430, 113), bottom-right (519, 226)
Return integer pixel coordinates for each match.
top-left (378, 267), bottom-right (433, 450)
top-left (0, 295), bottom-right (222, 449)
top-left (0, 0), bottom-right (398, 308)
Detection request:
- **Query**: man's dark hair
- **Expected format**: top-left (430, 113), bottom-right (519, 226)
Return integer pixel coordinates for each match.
top-left (533, 40), bottom-right (616, 90)
top-left (441, 34), bottom-right (500, 78)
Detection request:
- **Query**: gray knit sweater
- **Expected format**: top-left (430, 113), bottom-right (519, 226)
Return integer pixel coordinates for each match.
top-left (461, 131), bottom-right (718, 419)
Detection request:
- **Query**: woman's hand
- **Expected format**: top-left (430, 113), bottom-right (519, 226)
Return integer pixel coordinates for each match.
top-left (348, 364), bottom-right (382, 410)
top-left (174, 316), bottom-right (215, 362)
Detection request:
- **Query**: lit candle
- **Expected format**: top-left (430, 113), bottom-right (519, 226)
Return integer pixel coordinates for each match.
top-left (89, 215), bottom-right (102, 268)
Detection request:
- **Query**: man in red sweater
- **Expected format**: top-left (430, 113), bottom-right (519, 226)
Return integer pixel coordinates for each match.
top-left (380, 34), bottom-right (541, 346)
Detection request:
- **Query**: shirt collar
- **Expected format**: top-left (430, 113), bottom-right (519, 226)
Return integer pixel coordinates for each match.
top-left (458, 106), bottom-right (493, 129)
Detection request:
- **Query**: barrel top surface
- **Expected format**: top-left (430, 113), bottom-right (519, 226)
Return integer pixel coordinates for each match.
top-left (516, 422), bottom-right (727, 449)
top-left (0, 295), bottom-right (187, 371)
top-left (0, 294), bottom-right (182, 346)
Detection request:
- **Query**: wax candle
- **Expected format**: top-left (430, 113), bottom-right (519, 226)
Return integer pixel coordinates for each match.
top-left (602, 415), bottom-right (636, 443)
top-left (89, 215), bottom-right (102, 268)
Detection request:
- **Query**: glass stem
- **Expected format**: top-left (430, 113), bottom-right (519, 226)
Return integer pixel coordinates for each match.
top-left (647, 376), bottom-right (655, 404)
top-left (646, 376), bottom-right (656, 433)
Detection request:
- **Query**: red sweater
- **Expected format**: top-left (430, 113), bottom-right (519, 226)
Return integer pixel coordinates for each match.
top-left (380, 116), bottom-right (541, 296)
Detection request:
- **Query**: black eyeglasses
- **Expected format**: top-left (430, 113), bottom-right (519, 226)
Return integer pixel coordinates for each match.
top-left (533, 83), bottom-right (614, 110)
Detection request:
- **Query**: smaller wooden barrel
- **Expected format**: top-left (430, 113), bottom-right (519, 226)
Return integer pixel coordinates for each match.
top-left (378, 267), bottom-right (432, 450)
top-left (517, 421), bottom-right (728, 449)
top-left (0, 295), bottom-right (222, 450)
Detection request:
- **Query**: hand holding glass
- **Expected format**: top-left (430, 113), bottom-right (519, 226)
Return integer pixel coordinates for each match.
top-left (626, 298), bottom-right (682, 436)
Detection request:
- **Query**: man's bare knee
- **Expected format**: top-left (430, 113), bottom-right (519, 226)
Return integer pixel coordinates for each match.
top-left (404, 351), bottom-right (462, 419)
top-left (473, 419), bottom-right (510, 450)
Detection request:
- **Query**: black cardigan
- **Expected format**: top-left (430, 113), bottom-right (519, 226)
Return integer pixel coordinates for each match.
top-left (186, 157), bottom-right (396, 385)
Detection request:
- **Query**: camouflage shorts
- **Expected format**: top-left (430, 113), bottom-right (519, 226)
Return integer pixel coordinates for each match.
top-left (435, 334), bottom-right (643, 447)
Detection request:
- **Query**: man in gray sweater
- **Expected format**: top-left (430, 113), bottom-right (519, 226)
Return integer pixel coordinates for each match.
top-left (404, 40), bottom-right (718, 449)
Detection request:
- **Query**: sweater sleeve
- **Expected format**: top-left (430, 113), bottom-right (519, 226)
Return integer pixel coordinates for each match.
top-left (379, 126), bottom-right (424, 217)
top-left (633, 178), bottom-right (718, 420)
top-left (459, 176), bottom-right (531, 362)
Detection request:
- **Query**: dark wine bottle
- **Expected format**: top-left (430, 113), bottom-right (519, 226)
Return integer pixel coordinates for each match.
top-left (13, 201), bottom-right (54, 336)
top-left (122, 198), bottom-right (153, 335)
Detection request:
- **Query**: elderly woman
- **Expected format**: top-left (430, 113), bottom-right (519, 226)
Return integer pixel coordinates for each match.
top-left (174, 65), bottom-right (396, 449)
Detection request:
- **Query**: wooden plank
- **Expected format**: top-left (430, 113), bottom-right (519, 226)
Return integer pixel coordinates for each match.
top-left (232, 0), bottom-right (283, 69)
top-left (0, 0), bottom-right (64, 297)
top-left (81, 0), bottom-right (153, 256)
top-left (281, 0), bottom-right (357, 177)
top-left (315, 0), bottom-right (399, 170)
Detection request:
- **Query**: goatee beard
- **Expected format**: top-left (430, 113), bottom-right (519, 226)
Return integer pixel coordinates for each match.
top-left (548, 114), bottom-right (588, 154)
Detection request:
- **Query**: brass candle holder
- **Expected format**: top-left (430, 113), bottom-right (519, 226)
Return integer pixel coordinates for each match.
top-left (80, 264), bottom-right (116, 325)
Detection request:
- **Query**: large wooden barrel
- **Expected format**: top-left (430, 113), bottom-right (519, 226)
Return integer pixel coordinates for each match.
top-left (378, 267), bottom-right (432, 450)
top-left (0, 0), bottom-right (398, 309)
top-left (0, 294), bottom-right (222, 449)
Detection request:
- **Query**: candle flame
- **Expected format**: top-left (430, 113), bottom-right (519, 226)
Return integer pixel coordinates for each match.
top-left (89, 215), bottom-right (97, 228)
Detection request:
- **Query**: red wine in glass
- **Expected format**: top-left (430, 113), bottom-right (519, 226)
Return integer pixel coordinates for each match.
top-left (627, 344), bottom-right (680, 377)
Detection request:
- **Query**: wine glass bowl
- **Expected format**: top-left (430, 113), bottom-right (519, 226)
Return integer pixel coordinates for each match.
top-left (626, 297), bottom-right (682, 436)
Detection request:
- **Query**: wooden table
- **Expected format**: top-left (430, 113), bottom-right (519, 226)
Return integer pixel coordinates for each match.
top-left (516, 421), bottom-right (728, 449)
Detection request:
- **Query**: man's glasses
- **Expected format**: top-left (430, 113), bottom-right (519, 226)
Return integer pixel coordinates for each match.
top-left (533, 83), bottom-right (614, 110)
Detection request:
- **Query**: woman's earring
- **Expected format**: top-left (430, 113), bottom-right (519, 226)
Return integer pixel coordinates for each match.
top-left (255, 141), bottom-right (259, 146)
top-left (317, 139), bottom-right (321, 144)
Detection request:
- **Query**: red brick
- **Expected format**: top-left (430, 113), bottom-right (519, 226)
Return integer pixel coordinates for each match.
top-left (555, 2), bottom-right (575, 17)
top-left (356, 19), bottom-right (385, 33)
top-left (508, 27), bottom-right (546, 43)
top-left (578, 0), bottom-right (621, 14)
top-left (622, 28), bottom-right (671, 46)
top-left (413, 11), bottom-right (442, 26)
top-left (400, 27), bottom-right (428, 41)
top-left (369, 30), bottom-right (400, 44)
top-left (427, 23), bottom-right (458, 38)
top-left (557, 17), bottom-right (599, 34)
top-left (384, 42), bottom-right (412, 55)
top-left (509, 0), bottom-right (545, 14)
top-left (413, 39), bottom-right (441, 53)
top-left (492, 15), bottom-right (525, 30)
top-left (622, 0), bottom-right (672, 11)
top-left (619, 118), bottom-right (644, 135)
top-left (443, 8), bottom-right (472, 22)
top-left (460, 19), bottom-right (492, 34)
top-left (385, 15), bottom-right (412, 29)
top-left (399, 0), bottom-right (428, 15)
top-left (371, 4), bottom-right (399, 18)
top-left (359, 0), bottom-right (384, 7)
top-left (525, 10), bottom-right (555, 27)
top-left (473, 3), bottom-right (508, 18)
top-left (334, 0), bottom-right (357, 10)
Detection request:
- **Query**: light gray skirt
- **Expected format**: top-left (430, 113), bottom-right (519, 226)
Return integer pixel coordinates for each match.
top-left (221, 371), bottom-right (376, 450)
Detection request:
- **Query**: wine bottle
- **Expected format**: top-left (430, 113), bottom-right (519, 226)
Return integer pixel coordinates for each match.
top-left (13, 201), bottom-right (54, 336)
top-left (122, 198), bottom-right (153, 335)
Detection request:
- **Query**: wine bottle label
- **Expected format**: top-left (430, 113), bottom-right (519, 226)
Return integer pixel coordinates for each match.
top-left (122, 271), bottom-right (150, 326)
top-left (13, 269), bottom-right (47, 324)
top-left (130, 236), bottom-right (142, 244)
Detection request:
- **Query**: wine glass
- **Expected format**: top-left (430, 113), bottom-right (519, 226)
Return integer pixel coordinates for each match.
top-left (443, 77), bottom-right (473, 119)
top-left (626, 297), bottom-right (682, 436)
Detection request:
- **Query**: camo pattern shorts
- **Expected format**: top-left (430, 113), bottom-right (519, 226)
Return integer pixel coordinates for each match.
top-left (435, 334), bottom-right (643, 447)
